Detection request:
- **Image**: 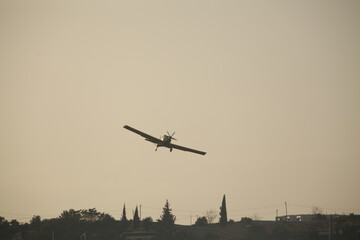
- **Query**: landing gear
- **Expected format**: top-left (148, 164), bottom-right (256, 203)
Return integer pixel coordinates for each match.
top-left (170, 148), bottom-right (173, 152)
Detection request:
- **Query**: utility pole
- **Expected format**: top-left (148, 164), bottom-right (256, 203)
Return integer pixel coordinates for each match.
top-left (329, 215), bottom-right (333, 240)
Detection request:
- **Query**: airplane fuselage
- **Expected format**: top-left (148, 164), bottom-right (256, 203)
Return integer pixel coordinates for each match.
top-left (162, 135), bottom-right (172, 144)
top-left (156, 135), bottom-right (173, 151)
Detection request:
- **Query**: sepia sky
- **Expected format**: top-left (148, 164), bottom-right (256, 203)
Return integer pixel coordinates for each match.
top-left (1, 0), bottom-right (360, 224)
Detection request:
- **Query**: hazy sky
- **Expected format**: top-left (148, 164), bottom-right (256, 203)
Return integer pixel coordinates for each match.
top-left (1, 0), bottom-right (359, 224)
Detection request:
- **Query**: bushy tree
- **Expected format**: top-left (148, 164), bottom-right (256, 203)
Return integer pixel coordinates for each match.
top-left (311, 205), bottom-right (323, 215)
top-left (99, 213), bottom-right (116, 227)
top-left (205, 209), bottom-right (218, 224)
top-left (10, 219), bottom-right (19, 227)
top-left (30, 215), bottom-right (41, 232)
top-left (0, 217), bottom-right (11, 240)
top-left (195, 216), bottom-right (208, 226)
top-left (240, 217), bottom-right (253, 225)
top-left (59, 209), bottom-right (81, 223)
top-left (81, 208), bottom-right (101, 222)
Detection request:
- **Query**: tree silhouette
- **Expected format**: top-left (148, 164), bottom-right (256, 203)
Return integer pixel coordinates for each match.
top-left (205, 209), bottom-right (218, 224)
top-left (121, 204), bottom-right (128, 229)
top-left (30, 215), bottom-right (41, 232)
top-left (59, 209), bottom-right (81, 225)
top-left (195, 216), bottom-right (208, 226)
top-left (158, 200), bottom-right (176, 240)
top-left (81, 208), bottom-right (101, 222)
top-left (142, 217), bottom-right (153, 231)
top-left (219, 195), bottom-right (227, 226)
top-left (240, 217), bottom-right (253, 225)
top-left (133, 206), bottom-right (140, 229)
top-left (311, 205), bottom-right (323, 215)
top-left (1, 208), bottom-right (359, 240)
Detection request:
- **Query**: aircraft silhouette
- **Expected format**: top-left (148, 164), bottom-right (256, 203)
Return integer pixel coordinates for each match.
top-left (123, 125), bottom-right (206, 155)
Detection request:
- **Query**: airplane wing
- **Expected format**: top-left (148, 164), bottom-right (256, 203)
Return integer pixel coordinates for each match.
top-left (123, 125), bottom-right (162, 144)
top-left (169, 143), bottom-right (206, 155)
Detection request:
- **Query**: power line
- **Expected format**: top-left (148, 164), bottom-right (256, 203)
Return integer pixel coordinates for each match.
top-left (231, 203), bottom-right (283, 212)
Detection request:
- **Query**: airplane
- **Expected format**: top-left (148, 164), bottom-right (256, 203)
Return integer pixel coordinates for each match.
top-left (123, 125), bottom-right (206, 155)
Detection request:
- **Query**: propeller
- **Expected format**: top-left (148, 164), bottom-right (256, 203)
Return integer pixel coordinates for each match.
top-left (167, 131), bottom-right (177, 141)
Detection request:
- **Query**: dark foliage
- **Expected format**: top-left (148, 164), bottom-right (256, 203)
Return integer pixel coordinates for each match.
top-left (0, 217), bottom-right (22, 240)
top-left (195, 216), bottom-right (208, 227)
top-left (120, 204), bottom-right (128, 230)
top-left (246, 224), bottom-right (268, 239)
top-left (157, 200), bottom-right (176, 240)
top-left (313, 213), bottom-right (327, 221)
top-left (219, 194), bottom-right (227, 226)
top-left (30, 215), bottom-right (41, 232)
top-left (142, 217), bottom-right (153, 231)
top-left (2, 202), bottom-right (360, 240)
top-left (4, 208), bottom-right (119, 240)
top-left (240, 217), bottom-right (253, 225)
top-left (133, 206), bottom-right (140, 229)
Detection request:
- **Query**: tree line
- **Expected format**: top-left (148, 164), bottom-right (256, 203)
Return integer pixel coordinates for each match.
top-left (0, 199), bottom-right (180, 240)
top-left (0, 195), bottom-right (229, 240)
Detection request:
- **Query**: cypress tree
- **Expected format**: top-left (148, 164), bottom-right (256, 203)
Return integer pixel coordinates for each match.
top-left (133, 206), bottom-right (140, 229)
top-left (121, 204), bottom-right (128, 229)
top-left (219, 195), bottom-right (227, 226)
